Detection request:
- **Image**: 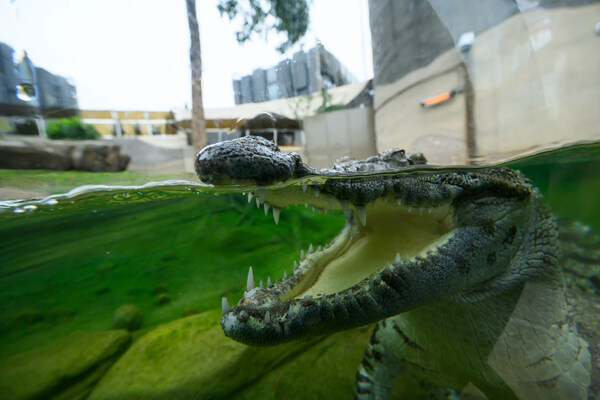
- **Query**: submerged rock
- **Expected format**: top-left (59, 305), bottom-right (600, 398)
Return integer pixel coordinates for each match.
top-left (0, 330), bottom-right (130, 400)
top-left (111, 304), bottom-right (143, 331)
top-left (89, 309), bottom-right (371, 400)
top-left (154, 293), bottom-right (171, 306)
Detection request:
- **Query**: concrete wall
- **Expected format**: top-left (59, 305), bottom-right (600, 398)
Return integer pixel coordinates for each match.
top-left (303, 107), bottom-right (377, 169)
top-left (370, 2), bottom-right (600, 164)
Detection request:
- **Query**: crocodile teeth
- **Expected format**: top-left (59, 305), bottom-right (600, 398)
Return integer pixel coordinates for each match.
top-left (259, 280), bottom-right (264, 288)
top-left (264, 203), bottom-right (270, 216)
top-left (407, 205), bottom-right (413, 213)
top-left (293, 260), bottom-right (298, 273)
top-left (247, 266), bottom-right (254, 291)
top-left (267, 276), bottom-right (272, 288)
top-left (373, 275), bottom-right (381, 285)
top-left (396, 198), bottom-right (403, 206)
top-left (355, 206), bottom-right (367, 226)
top-left (313, 186), bottom-right (320, 197)
top-left (317, 245), bottom-right (322, 252)
top-left (308, 243), bottom-right (314, 254)
top-left (394, 253), bottom-right (402, 264)
top-left (283, 270), bottom-right (288, 280)
top-left (340, 200), bottom-right (351, 219)
top-left (257, 189), bottom-right (266, 204)
top-left (327, 195), bottom-right (334, 207)
top-left (311, 206), bottom-right (316, 212)
top-left (418, 207), bottom-right (424, 215)
top-left (247, 193), bottom-right (254, 203)
top-left (428, 207), bottom-right (433, 214)
top-left (302, 184), bottom-right (307, 192)
top-left (264, 311), bottom-right (271, 324)
top-left (256, 197), bottom-right (261, 208)
top-left (301, 249), bottom-right (305, 261)
top-left (273, 207), bottom-right (281, 225)
top-left (222, 297), bottom-right (231, 314)
top-left (335, 293), bottom-right (341, 303)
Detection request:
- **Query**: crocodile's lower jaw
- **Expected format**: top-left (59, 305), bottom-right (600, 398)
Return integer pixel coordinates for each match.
top-left (220, 194), bottom-right (457, 345)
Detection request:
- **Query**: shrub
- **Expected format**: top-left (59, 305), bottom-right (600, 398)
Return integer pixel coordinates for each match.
top-left (47, 117), bottom-right (101, 140)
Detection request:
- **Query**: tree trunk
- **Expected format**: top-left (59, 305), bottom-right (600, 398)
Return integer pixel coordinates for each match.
top-left (186, 0), bottom-right (207, 154)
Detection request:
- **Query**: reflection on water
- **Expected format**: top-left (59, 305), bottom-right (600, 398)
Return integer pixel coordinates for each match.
top-left (0, 141), bottom-right (598, 399)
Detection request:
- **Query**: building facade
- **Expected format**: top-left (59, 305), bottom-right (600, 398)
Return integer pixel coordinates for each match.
top-left (232, 44), bottom-right (356, 105)
top-left (0, 42), bottom-right (78, 118)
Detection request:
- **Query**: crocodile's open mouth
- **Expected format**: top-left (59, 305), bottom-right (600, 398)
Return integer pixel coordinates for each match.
top-left (220, 179), bottom-right (464, 345)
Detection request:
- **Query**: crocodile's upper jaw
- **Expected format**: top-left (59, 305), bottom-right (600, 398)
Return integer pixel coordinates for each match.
top-left (219, 171), bottom-right (541, 346)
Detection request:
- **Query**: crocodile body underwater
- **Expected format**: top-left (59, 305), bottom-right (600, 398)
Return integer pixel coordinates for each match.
top-left (196, 136), bottom-right (598, 400)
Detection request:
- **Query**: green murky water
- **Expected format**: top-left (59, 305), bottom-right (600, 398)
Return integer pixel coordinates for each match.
top-left (0, 141), bottom-right (599, 399)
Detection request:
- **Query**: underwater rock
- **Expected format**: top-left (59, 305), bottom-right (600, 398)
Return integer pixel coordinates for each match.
top-left (88, 309), bottom-right (372, 400)
top-left (154, 293), bottom-right (171, 306)
top-left (111, 304), bottom-right (143, 331)
top-left (0, 330), bottom-right (130, 400)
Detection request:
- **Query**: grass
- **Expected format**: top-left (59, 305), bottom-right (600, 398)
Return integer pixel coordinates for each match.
top-left (0, 169), bottom-right (197, 198)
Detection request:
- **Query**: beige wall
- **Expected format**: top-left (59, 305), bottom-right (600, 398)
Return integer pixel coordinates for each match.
top-left (304, 107), bottom-right (377, 169)
top-left (373, 4), bottom-right (600, 164)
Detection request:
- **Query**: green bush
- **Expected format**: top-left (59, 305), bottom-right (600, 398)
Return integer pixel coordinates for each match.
top-left (47, 117), bottom-right (101, 140)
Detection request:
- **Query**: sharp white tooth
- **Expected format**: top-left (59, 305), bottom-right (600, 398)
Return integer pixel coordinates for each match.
top-left (302, 184), bottom-right (307, 192)
top-left (260, 280), bottom-right (264, 288)
top-left (256, 197), bottom-right (260, 208)
top-left (264, 203), bottom-right (270, 216)
top-left (355, 206), bottom-right (367, 226)
top-left (222, 297), bottom-right (231, 314)
top-left (395, 253), bottom-right (402, 264)
top-left (304, 203), bottom-right (308, 208)
top-left (407, 205), bottom-right (413, 213)
top-left (248, 193), bottom-right (254, 203)
top-left (247, 266), bottom-right (255, 291)
top-left (311, 206), bottom-right (316, 212)
top-left (428, 207), bottom-right (433, 214)
top-left (301, 250), bottom-right (305, 261)
top-left (283, 270), bottom-right (288, 280)
top-left (257, 189), bottom-right (266, 204)
top-left (267, 276), bottom-right (272, 287)
top-left (308, 243), bottom-right (314, 254)
top-left (264, 311), bottom-right (271, 324)
top-left (317, 245), bottom-right (322, 252)
top-left (293, 260), bottom-right (298, 272)
top-left (327, 195), bottom-right (334, 207)
top-left (334, 293), bottom-right (341, 303)
top-left (313, 186), bottom-right (320, 197)
top-left (273, 207), bottom-right (281, 225)
top-left (340, 200), bottom-right (351, 218)
top-left (405, 255), bottom-right (411, 263)
top-left (418, 207), bottom-right (424, 215)
top-left (396, 198), bottom-right (402, 206)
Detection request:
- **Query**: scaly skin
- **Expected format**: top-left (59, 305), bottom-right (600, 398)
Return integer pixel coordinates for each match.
top-left (196, 136), bottom-right (595, 400)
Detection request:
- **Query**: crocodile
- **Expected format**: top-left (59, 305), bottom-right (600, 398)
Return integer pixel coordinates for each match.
top-left (195, 136), bottom-right (598, 400)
